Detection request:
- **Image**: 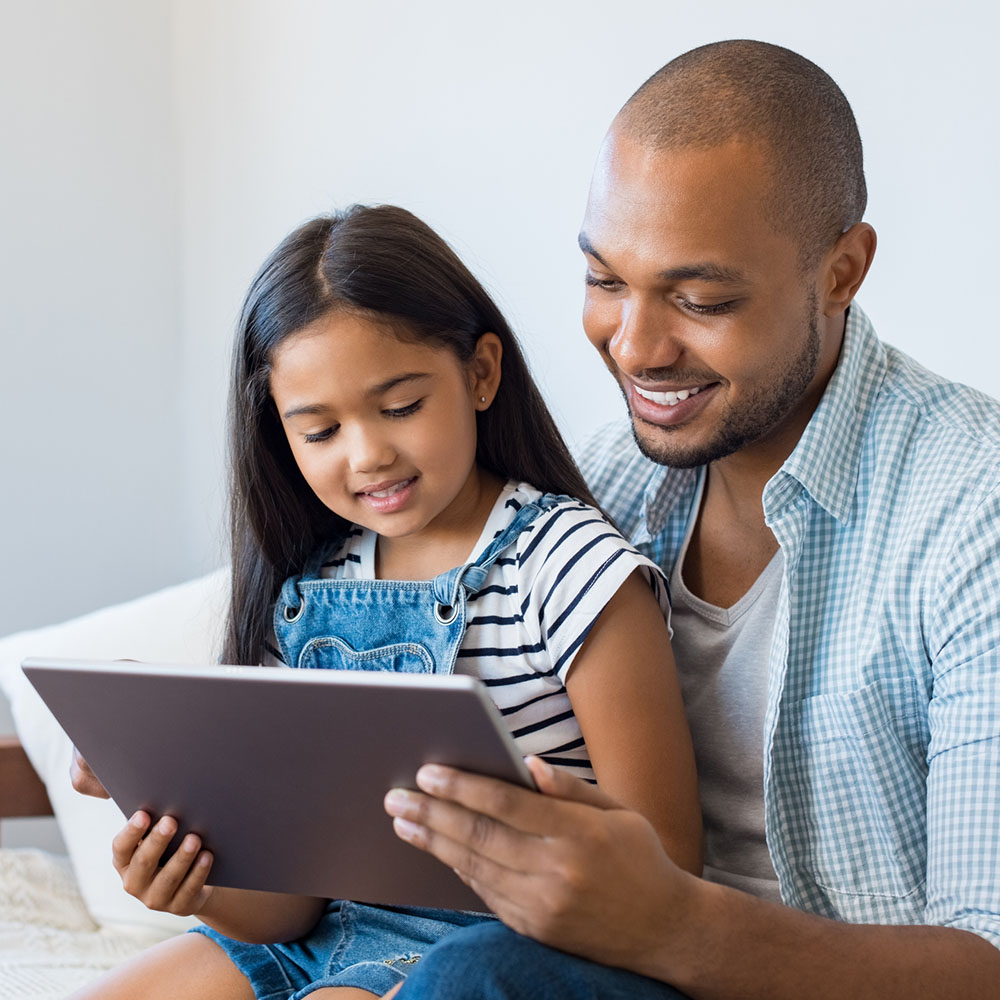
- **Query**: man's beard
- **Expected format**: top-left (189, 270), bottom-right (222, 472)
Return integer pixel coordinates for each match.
top-left (626, 298), bottom-right (821, 469)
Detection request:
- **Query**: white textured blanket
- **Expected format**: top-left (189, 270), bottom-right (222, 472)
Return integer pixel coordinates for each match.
top-left (0, 848), bottom-right (177, 999)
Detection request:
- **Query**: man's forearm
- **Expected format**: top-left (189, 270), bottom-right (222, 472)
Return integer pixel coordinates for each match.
top-left (655, 876), bottom-right (1000, 1000)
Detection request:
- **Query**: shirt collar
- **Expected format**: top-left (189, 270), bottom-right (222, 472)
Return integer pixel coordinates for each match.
top-left (766, 303), bottom-right (886, 523)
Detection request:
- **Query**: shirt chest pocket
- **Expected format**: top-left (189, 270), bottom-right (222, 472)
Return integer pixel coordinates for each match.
top-left (787, 677), bottom-right (930, 902)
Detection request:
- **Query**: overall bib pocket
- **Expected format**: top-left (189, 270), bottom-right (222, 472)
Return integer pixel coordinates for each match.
top-left (296, 635), bottom-right (434, 674)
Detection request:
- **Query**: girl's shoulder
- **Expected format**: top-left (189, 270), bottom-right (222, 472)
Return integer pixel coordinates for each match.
top-left (499, 481), bottom-right (671, 638)
top-left (500, 481), bottom-right (645, 567)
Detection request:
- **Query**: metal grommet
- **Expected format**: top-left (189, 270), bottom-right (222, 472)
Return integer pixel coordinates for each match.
top-left (434, 602), bottom-right (458, 625)
top-left (283, 603), bottom-right (304, 623)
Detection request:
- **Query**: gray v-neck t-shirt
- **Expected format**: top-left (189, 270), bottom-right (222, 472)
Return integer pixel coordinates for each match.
top-left (669, 483), bottom-right (783, 902)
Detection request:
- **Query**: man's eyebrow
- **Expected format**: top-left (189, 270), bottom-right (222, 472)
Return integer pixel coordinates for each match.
top-left (659, 263), bottom-right (747, 284)
top-left (281, 373), bottom-right (430, 420)
top-left (579, 232), bottom-right (746, 285)
top-left (577, 232), bottom-right (609, 267)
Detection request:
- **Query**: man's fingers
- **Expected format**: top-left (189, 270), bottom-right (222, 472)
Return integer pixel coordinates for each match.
top-left (409, 760), bottom-right (616, 838)
top-left (391, 814), bottom-right (531, 915)
top-left (524, 756), bottom-right (622, 809)
top-left (385, 786), bottom-right (544, 872)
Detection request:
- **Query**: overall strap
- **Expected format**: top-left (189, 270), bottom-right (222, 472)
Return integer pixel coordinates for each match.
top-left (431, 492), bottom-right (569, 609)
top-left (280, 532), bottom-right (348, 617)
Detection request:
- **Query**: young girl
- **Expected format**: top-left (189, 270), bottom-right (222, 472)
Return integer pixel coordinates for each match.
top-left (74, 205), bottom-right (700, 1000)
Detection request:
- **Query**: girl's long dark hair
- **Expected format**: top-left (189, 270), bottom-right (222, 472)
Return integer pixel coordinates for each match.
top-left (223, 204), bottom-right (598, 665)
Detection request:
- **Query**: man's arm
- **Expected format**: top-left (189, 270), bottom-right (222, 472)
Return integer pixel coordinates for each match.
top-left (385, 758), bottom-right (1000, 1000)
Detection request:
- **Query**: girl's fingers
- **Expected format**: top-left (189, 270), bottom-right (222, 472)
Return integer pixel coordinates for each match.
top-left (113, 812), bottom-right (209, 912)
top-left (167, 848), bottom-right (214, 914)
top-left (138, 832), bottom-right (205, 909)
top-left (111, 811), bottom-right (152, 872)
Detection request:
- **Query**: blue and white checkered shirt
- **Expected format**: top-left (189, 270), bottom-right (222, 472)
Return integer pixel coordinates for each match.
top-left (578, 305), bottom-right (1000, 950)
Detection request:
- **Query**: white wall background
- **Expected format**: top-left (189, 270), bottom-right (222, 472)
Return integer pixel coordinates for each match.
top-left (2, 0), bottom-right (998, 650)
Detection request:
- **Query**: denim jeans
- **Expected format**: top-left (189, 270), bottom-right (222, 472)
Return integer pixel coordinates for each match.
top-left (396, 921), bottom-right (692, 1000)
top-left (192, 902), bottom-right (492, 998)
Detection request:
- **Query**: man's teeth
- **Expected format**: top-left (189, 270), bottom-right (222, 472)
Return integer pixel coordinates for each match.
top-left (368, 480), bottom-right (411, 498)
top-left (634, 385), bottom-right (703, 406)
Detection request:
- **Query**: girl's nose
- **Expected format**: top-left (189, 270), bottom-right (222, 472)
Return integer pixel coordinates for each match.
top-left (347, 425), bottom-right (396, 474)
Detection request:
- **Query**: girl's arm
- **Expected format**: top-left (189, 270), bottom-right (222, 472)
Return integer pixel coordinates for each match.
top-left (564, 569), bottom-right (702, 875)
top-left (112, 811), bottom-right (326, 943)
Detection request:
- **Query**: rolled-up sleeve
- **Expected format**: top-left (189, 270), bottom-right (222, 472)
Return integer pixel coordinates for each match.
top-left (925, 483), bottom-right (1000, 950)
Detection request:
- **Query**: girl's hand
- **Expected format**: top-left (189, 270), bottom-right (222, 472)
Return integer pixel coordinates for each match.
top-left (70, 747), bottom-right (109, 798)
top-left (112, 811), bottom-right (215, 916)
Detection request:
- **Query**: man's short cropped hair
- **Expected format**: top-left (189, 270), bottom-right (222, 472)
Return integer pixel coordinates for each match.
top-left (619, 40), bottom-right (867, 267)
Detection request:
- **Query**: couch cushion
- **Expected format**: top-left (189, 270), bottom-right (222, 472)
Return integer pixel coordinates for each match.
top-left (0, 570), bottom-right (228, 933)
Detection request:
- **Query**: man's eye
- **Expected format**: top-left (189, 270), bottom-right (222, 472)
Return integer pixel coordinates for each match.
top-left (679, 299), bottom-right (736, 316)
top-left (304, 426), bottom-right (337, 443)
top-left (584, 273), bottom-right (623, 291)
top-left (385, 400), bottom-right (423, 418)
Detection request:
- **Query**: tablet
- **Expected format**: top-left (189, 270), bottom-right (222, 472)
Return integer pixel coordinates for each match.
top-left (21, 657), bottom-right (534, 910)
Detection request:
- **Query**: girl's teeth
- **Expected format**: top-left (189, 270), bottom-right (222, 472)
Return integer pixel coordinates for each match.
top-left (369, 480), bottom-right (411, 498)
top-left (635, 385), bottom-right (702, 406)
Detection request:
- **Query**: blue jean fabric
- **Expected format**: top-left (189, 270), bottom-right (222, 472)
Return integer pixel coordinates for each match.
top-left (273, 494), bottom-right (561, 674)
top-left (194, 903), bottom-right (491, 998)
top-left (395, 922), bottom-right (692, 1000)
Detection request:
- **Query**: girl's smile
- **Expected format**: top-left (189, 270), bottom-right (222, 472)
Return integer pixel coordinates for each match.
top-left (356, 476), bottom-right (418, 514)
top-left (269, 310), bottom-right (502, 577)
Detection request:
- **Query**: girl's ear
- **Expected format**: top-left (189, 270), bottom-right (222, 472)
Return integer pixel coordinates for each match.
top-left (470, 333), bottom-right (503, 410)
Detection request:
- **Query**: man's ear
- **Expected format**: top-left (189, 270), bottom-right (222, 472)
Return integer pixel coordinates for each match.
top-left (821, 222), bottom-right (877, 317)
top-left (470, 333), bottom-right (503, 410)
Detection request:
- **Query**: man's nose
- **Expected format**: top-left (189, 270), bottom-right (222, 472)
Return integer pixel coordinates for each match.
top-left (347, 425), bottom-right (395, 473)
top-left (608, 298), bottom-right (683, 377)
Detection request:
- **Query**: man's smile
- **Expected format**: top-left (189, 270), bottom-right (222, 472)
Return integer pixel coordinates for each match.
top-left (633, 384), bottom-right (705, 407)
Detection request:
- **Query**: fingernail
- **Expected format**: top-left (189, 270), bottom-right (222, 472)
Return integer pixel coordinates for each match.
top-left (129, 812), bottom-right (147, 829)
top-left (416, 765), bottom-right (446, 793)
top-left (384, 788), bottom-right (417, 816)
top-left (156, 817), bottom-right (175, 836)
top-left (528, 755), bottom-right (554, 777)
top-left (393, 817), bottom-right (422, 843)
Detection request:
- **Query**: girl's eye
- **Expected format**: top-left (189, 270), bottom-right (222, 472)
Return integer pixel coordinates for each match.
top-left (678, 299), bottom-right (737, 316)
top-left (584, 272), bottom-right (623, 292)
top-left (304, 426), bottom-right (337, 444)
top-left (384, 400), bottom-right (423, 418)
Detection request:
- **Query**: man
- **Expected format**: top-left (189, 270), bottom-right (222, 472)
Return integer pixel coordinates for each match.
top-left (383, 39), bottom-right (1000, 998)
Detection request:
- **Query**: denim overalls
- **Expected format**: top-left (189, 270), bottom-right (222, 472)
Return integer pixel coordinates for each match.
top-left (273, 492), bottom-right (563, 676)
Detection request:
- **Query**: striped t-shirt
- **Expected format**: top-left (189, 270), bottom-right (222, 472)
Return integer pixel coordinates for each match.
top-left (302, 481), bottom-right (670, 782)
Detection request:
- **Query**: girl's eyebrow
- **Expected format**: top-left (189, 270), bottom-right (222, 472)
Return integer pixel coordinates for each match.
top-left (366, 372), bottom-right (431, 398)
top-left (281, 373), bottom-right (431, 420)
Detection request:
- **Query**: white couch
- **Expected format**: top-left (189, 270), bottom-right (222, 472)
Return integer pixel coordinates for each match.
top-left (0, 571), bottom-right (229, 998)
